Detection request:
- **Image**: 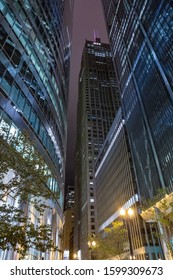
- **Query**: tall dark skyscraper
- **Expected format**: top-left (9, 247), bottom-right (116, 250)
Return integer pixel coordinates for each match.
top-left (0, 0), bottom-right (73, 259)
top-left (74, 38), bottom-right (120, 259)
top-left (102, 0), bottom-right (173, 200)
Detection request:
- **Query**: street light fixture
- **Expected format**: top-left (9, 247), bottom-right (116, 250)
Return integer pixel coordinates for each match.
top-left (120, 208), bottom-right (126, 216)
top-left (88, 239), bottom-right (96, 260)
top-left (128, 208), bottom-right (134, 217)
top-left (73, 253), bottom-right (78, 260)
top-left (120, 207), bottom-right (134, 260)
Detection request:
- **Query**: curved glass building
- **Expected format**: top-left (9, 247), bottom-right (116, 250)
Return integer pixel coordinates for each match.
top-left (0, 0), bottom-right (73, 259)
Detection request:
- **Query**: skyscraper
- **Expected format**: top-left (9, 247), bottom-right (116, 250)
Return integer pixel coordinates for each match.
top-left (102, 0), bottom-right (173, 201)
top-left (102, 0), bottom-right (173, 258)
top-left (0, 0), bottom-right (73, 259)
top-left (74, 38), bottom-right (120, 259)
top-left (62, 185), bottom-right (75, 259)
top-left (95, 108), bottom-right (164, 260)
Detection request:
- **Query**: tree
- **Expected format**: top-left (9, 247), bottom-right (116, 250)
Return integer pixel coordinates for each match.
top-left (141, 189), bottom-right (173, 259)
top-left (0, 126), bottom-right (59, 258)
top-left (93, 221), bottom-right (128, 260)
top-left (141, 188), bottom-right (168, 211)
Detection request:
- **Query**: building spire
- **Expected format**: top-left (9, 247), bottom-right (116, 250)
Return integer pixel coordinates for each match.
top-left (93, 29), bottom-right (96, 42)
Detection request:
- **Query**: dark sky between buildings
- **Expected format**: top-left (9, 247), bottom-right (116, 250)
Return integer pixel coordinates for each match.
top-left (65, 0), bottom-right (109, 187)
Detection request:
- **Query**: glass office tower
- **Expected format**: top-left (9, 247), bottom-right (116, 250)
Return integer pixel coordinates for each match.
top-left (74, 38), bottom-right (120, 259)
top-left (0, 0), bottom-right (73, 259)
top-left (95, 108), bottom-right (164, 260)
top-left (102, 0), bottom-right (173, 200)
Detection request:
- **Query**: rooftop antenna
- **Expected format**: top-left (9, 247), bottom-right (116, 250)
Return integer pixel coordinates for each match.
top-left (96, 31), bottom-right (99, 40)
top-left (93, 29), bottom-right (96, 42)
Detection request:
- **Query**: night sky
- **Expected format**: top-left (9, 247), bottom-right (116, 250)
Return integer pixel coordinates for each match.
top-left (65, 0), bottom-right (109, 187)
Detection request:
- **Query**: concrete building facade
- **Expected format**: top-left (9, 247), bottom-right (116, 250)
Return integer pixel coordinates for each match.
top-left (74, 38), bottom-right (120, 259)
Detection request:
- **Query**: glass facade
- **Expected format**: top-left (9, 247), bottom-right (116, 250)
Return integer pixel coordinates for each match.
top-left (102, 0), bottom-right (173, 200)
top-left (0, 0), bottom-right (73, 259)
top-left (95, 108), bottom-right (164, 260)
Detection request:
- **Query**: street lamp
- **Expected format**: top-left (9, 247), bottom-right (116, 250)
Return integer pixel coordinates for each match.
top-left (73, 253), bottom-right (78, 260)
top-left (88, 240), bottom-right (96, 260)
top-left (120, 207), bottom-right (135, 260)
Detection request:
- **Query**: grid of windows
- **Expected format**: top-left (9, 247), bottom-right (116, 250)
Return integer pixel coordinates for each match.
top-left (74, 39), bottom-right (120, 259)
top-left (0, 0), bottom-right (72, 179)
top-left (0, 0), bottom-right (73, 260)
top-left (102, 0), bottom-right (173, 199)
top-left (0, 63), bottom-right (62, 171)
top-left (95, 108), bottom-right (164, 259)
top-left (102, 0), bottom-right (173, 260)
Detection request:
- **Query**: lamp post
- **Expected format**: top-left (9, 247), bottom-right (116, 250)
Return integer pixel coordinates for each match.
top-left (120, 207), bottom-right (134, 260)
top-left (88, 240), bottom-right (96, 260)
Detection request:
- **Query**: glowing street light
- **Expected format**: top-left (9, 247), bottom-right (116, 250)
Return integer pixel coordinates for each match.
top-left (73, 253), bottom-right (79, 260)
top-left (120, 207), bottom-right (134, 260)
top-left (128, 208), bottom-right (134, 217)
top-left (120, 208), bottom-right (126, 216)
top-left (91, 240), bottom-right (96, 247)
top-left (88, 238), bottom-right (96, 260)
